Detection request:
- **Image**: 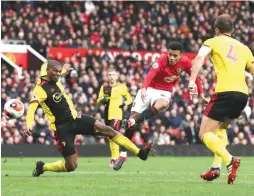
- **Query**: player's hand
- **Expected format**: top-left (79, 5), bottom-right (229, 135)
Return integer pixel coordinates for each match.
top-left (199, 94), bottom-right (210, 105)
top-left (100, 96), bottom-right (109, 104)
top-left (119, 103), bottom-right (126, 108)
top-left (23, 126), bottom-right (32, 136)
top-left (141, 88), bottom-right (147, 102)
top-left (188, 81), bottom-right (198, 100)
top-left (63, 63), bottom-right (74, 73)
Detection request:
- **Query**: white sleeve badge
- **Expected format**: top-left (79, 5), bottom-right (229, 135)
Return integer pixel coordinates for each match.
top-left (153, 63), bottom-right (159, 69)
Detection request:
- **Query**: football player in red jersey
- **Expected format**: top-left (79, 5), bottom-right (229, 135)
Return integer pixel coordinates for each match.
top-left (113, 42), bottom-right (209, 170)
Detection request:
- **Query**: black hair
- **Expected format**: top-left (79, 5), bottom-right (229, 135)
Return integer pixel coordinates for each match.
top-left (47, 59), bottom-right (62, 69)
top-left (168, 42), bottom-right (183, 52)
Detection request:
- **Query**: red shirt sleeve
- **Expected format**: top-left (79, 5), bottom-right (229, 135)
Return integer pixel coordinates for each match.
top-left (142, 57), bottom-right (162, 88)
top-left (184, 57), bottom-right (204, 95)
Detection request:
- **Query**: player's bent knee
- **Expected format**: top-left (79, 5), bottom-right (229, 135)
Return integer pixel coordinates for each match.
top-left (161, 102), bottom-right (169, 111)
top-left (155, 101), bottom-right (169, 112)
top-left (65, 161), bottom-right (78, 172)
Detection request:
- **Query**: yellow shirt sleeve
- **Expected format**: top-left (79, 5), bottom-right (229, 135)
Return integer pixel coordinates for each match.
top-left (202, 38), bottom-right (214, 51)
top-left (122, 85), bottom-right (133, 106)
top-left (246, 46), bottom-right (254, 69)
top-left (26, 102), bottom-right (39, 129)
top-left (96, 85), bottom-right (104, 105)
top-left (40, 63), bottom-right (47, 77)
top-left (27, 85), bottom-right (47, 129)
top-left (30, 85), bottom-right (47, 104)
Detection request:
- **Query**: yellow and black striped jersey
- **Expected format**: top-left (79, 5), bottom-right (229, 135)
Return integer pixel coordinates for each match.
top-left (29, 79), bottom-right (77, 131)
top-left (97, 83), bottom-right (132, 120)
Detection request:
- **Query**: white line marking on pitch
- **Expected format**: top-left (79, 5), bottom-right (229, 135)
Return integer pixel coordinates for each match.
top-left (2, 170), bottom-right (254, 176)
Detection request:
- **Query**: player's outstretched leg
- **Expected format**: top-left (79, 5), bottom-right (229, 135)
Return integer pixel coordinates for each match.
top-left (32, 160), bottom-right (69, 177)
top-left (32, 154), bottom-right (78, 177)
top-left (113, 141), bottom-right (154, 171)
top-left (201, 128), bottom-right (228, 181)
top-left (94, 120), bottom-right (154, 171)
top-left (122, 106), bottom-right (158, 130)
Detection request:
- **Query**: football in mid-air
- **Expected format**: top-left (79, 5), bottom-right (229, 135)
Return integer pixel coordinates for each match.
top-left (4, 99), bottom-right (25, 119)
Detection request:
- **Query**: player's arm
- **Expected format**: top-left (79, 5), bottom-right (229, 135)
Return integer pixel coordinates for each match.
top-left (249, 63), bottom-right (254, 76)
top-left (25, 102), bottom-right (39, 136)
top-left (185, 58), bottom-right (208, 103)
top-left (142, 61), bottom-right (161, 88)
top-left (61, 63), bottom-right (74, 76)
top-left (24, 86), bottom-right (47, 136)
top-left (96, 85), bottom-right (107, 105)
top-left (188, 45), bottom-right (211, 96)
top-left (120, 85), bottom-right (133, 108)
top-left (141, 59), bottom-right (162, 101)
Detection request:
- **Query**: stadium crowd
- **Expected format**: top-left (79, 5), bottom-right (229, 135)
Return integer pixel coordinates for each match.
top-left (1, 1), bottom-right (254, 146)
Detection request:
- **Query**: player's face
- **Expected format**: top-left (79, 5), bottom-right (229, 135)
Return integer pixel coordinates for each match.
top-left (47, 65), bottom-right (62, 82)
top-left (108, 71), bottom-right (118, 84)
top-left (168, 50), bottom-right (181, 65)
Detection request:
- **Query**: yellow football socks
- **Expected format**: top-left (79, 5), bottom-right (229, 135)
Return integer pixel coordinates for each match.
top-left (212, 129), bottom-right (229, 168)
top-left (112, 134), bottom-right (140, 155)
top-left (202, 132), bottom-right (231, 166)
top-left (43, 160), bottom-right (67, 172)
top-left (109, 140), bottom-right (120, 160)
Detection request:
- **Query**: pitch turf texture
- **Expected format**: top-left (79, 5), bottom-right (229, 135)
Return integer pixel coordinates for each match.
top-left (2, 157), bottom-right (254, 196)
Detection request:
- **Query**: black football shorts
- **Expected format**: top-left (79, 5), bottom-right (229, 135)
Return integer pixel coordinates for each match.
top-left (54, 114), bottom-right (96, 157)
top-left (204, 91), bottom-right (248, 122)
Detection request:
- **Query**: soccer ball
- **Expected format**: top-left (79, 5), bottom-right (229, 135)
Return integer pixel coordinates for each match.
top-left (4, 99), bottom-right (25, 119)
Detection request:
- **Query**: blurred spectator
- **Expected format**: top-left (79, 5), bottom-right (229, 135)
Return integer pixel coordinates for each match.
top-left (1, 1), bottom-right (254, 52)
top-left (1, 1), bottom-right (254, 145)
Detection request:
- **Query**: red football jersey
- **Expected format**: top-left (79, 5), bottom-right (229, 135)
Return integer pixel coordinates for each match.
top-left (142, 54), bottom-right (203, 94)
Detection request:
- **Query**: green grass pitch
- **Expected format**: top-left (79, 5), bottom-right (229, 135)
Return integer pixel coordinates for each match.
top-left (2, 157), bottom-right (254, 196)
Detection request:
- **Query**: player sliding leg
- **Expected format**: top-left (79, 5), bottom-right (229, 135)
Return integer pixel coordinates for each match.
top-left (114, 88), bottom-right (170, 171)
top-left (200, 128), bottom-right (228, 181)
top-left (32, 119), bottom-right (153, 176)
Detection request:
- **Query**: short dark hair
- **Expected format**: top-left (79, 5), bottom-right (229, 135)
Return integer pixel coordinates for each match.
top-left (47, 59), bottom-right (62, 69)
top-left (214, 14), bottom-right (233, 33)
top-left (168, 42), bottom-right (183, 52)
